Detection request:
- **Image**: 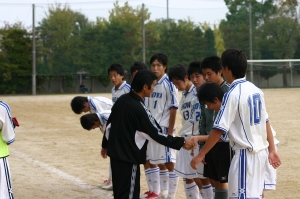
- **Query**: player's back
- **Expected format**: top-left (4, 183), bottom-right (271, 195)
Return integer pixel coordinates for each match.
top-left (215, 79), bottom-right (269, 152)
top-left (89, 96), bottom-right (113, 113)
top-left (146, 74), bottom-right (178, 128)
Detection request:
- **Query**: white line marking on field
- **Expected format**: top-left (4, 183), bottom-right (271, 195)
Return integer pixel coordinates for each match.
top-left (10, 149), bottom-right (113, 198)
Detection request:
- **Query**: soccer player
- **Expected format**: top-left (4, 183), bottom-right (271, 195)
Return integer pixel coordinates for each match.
top-left (200, 56), bottom-right (231, 199)
top-left (190, 49), bottom-right (281, 198)
top-left (80, 111), bottom-right (111, 133)
top-left (130, 60), bottom-right (148, 77)
top-left (0, 101), bottom-right (16, 199)
top-left (187, 61), bottom-right (214, 199)
top-left (108, 63), bottom-right (131, 104)
top-left (169, 64), bottom-right (205, 199)
top-left (101, 70), bottom-right (195, 199)
top-left (70, 96), bottom-right (112, 114)
top-left (143, 53), bottom-right (179, 199)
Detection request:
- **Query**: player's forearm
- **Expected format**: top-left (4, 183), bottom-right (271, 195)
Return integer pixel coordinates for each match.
top-left (266, 121), bottom-right (276, 152)
top-left (193, 135), bottom-right (209, 142)
top-left (199, 129), bottom-right (223, 155)
top-left (167, 108), bottom-right (177, 135)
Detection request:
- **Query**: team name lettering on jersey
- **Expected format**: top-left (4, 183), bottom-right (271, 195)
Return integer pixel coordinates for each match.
top-left (150, 92), bottom-right (163, 98)
top-left (181, 102), bottom-right (191, 110)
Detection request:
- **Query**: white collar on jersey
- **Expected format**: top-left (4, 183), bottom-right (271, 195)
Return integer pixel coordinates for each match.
top-left (156, 74), bottom-right (168, 84)
top-left (229, 77), bottom-right (246, 89)
top-left (115, 81), bottom-right (127, 90)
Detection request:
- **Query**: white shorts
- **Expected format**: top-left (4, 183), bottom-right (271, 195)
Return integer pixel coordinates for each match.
top-left (147, 127), bottom-right (176, 164)
top-left (264, 144), bottom-right (278, 190)
top-left (228, 149), bottom-right (267, 199)
top-left (175, 143), bottom-right (201, 179)
top-left (0, 157), bottom-right (14, 199)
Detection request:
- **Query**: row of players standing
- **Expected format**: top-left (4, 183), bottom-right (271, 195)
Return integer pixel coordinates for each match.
top-left (70, 50), bottom-right (281, 199)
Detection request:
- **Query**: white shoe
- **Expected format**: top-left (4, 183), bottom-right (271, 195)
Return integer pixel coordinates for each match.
top-left (157, 190), bottom-right (168, 199)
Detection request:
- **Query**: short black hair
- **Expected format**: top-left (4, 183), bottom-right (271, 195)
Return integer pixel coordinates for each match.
top-left (221, 49), bottom-right (247, 79)
top-left (188, 61), bottom-right (202, 76)
top-left (71, 96), bottom-right (88, 114)
top-left (80, 113), bottom-right (99, 130)
top-left (108, 63), bottom-right (125, 76)
top-left (130, 61), bottom-right (148, 75)
top-left (150, 53), bottom-right (168, 72)
top-left (168, 64), bottom-right (188, 81)
top-left (201, 56), bottom-right (222, 73)
top-left (131, 70), bottom-right (158, 92)
top-left (197, 82), bottom-right (225, 105)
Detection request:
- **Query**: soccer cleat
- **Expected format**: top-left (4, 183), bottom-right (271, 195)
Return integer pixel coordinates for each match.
top-left (140, 191), bottom-right (151, 198)
top-left (145, 192), bottom-right (160, 199)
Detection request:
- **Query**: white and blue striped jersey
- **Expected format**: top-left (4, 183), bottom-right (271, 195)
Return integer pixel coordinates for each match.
top-left (0, 101), bottom-right (15, 145)
top-left (213, 77), bottom-right (269, 153)
top-left (96, 110), bottom-right (111, 134)
top-left (111, 81), bottom-right (131, 104)
top-left (178, 84), bottom-right (201, 137)
top-left (88, 96), bottom-right (113, 113)
top-left (146, 74), bottom-right (178, 128)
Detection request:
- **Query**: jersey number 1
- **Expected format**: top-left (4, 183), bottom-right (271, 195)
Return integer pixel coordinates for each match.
top-left (247, 94), bottom-right (262, 126)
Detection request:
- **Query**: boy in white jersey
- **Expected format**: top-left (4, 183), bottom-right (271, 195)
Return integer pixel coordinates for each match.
top-left (71, 96), bottom-right (113, 114)
top-left (191, 49), bottom-right (281, 199)
top-left (143, 53), bottom-right (179, 199)
top-left (80, 110), bottom-right (111, 133)
top-left (108, 63), bottom-right (131, 104)
top-left (0, 101), bottom-right (16, 199)
top-left (168, 64), bottom-right (213, 199)
top-left (71, 96), bottom-right (113, 190)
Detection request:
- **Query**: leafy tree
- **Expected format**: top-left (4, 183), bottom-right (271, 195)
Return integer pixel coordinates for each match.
top-left (0, 23), bottom-right (32, 94)
top-left (99, 2), bottom-right (150, 68)
top-left (259, 65), bottom-right (278, 87)
top-left (213, 25), bottom-right (225, 57)
top-left (37, 3), bottom-right (89, 92)
top-left (256, 0), bottom-right (299, 86)
top-left (155, 19), bottom-right (206, 66)
top-left (220, 0), bottom-right (276, 57)
top-left (203, 27), bottom-right (216, 57)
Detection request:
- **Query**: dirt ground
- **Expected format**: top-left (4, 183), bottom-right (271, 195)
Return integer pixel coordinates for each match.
top-left (1, 88), bottom-right (299, 199)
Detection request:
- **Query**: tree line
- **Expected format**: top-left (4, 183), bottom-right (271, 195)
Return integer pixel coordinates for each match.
top-left (0, 0), bottom-right (299, 94)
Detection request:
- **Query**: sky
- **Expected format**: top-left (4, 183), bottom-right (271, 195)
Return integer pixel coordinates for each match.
top-left (0, 0), bottom-right (229, 29)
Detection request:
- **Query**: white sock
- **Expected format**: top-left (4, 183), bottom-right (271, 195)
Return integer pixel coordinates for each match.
top-left (109, 162), bottom-right (112, 181)
top-left (160, 169), bottom-right (169, 194)
top-left (185, 182), bottom-right (202, 199)
top-left (168, 171), bottom-right (179, 194)
top-left (145, 168), bottom-right (152, 192)
top-left (202, 184), bottom-right (213, 199)
top-left (151, 168), bottom-right (160, 194)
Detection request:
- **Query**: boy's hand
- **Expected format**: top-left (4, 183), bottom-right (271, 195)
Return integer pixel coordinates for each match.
top-left (268, 150), bottom-right (281, 169)
top-left (190, 153), bottom-right (205, 170)
top-left (101, 148), bottom-right (108, 159)
top-left (183, 137), bottom-right (194, 150)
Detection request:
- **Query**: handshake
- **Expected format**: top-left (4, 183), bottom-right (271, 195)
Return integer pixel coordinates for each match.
top-left (182, 137), bottom-right (198, 150)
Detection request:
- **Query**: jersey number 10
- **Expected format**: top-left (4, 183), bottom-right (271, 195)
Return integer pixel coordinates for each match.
top-left (247, 94), bottom-right (262, 126)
